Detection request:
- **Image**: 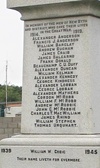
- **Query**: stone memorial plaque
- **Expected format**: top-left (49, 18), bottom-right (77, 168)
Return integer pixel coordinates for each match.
top-left (21, 16), bottom-right (96, 134)
top-left (1, 146), bottom-right (100, 168)
top-left (1, 1), bottom-right (100, 168)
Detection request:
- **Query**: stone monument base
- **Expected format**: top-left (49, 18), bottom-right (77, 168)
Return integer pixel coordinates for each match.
top-left (0, 135), bottom-right (100, 168)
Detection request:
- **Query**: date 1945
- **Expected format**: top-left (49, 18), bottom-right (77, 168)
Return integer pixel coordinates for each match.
top-left (85, 149), bottom-right (98, 155)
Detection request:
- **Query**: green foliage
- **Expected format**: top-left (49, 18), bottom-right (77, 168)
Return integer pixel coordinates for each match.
top-left (0, 84), bottom-right (22, 102)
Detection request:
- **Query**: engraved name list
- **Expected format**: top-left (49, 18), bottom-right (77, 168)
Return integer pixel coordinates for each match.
top-left (23, 16), bottom-right (90, 133)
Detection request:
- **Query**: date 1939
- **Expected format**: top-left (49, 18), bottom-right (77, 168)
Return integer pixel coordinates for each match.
top-left (1, 148), bottom-right (12, 153)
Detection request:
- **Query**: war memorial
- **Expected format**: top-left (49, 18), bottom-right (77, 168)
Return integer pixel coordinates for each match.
top-left (0, 0), bottom-right (100, 167)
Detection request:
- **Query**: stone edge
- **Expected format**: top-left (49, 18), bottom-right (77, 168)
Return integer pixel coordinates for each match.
top-left (0, 135), bottom-right (100, 146)
top-left (7, 0), bottom-right (99, 8)
top-left (7, 1), bottom-right (100, 20)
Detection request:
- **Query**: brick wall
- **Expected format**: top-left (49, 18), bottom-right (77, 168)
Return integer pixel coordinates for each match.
top-left (0, 117), bottom-right (21, 140)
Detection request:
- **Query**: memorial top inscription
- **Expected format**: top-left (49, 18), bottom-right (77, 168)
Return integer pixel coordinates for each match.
top-left (21, 16), bottom-right (93, 134)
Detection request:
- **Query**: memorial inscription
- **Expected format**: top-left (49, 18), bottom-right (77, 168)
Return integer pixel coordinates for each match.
top-left (22, 16), bottom-right (92, 133)
top-left (1, 146), bottom-right (100, 168)
top-left (1, 1), bottom-right (100, 168)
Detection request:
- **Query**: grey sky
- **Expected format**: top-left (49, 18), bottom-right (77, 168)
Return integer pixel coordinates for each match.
top-left (0, 0), bottom-right (23, 86)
